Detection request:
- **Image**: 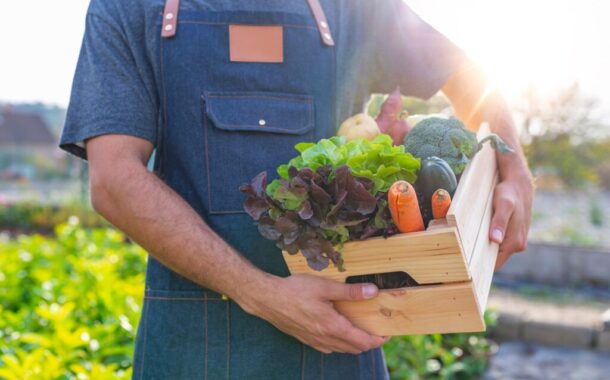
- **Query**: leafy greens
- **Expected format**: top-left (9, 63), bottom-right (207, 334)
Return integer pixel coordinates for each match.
top-left (277, 134), bottom-right (420, 194)
top-left (240, 135), bottom-right (421, 271)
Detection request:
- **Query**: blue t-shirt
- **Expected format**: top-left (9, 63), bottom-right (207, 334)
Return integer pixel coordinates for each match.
top-left (60, 0), bottom-right (465, 159)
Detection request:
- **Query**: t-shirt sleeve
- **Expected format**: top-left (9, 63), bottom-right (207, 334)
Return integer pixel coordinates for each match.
top-left (60, 3), bottom-right (158, 160)
top-left (365, 1), bottom-right (467, 98)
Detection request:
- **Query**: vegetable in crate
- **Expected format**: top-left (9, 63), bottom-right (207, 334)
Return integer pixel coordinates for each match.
top-left (415, 156), bottom-right (457, 226)
top-left (431, 189), bottom-right (452, 219)
top-left (337, 113), bottom-right (380, 141)
top-left (388, 180), bottom-right (425, 233)
top-left (241, 136), bottom-right (421, 271)
top-left (375, 87), bottom-right (411, 145)
top-left (278, 135), bottom-right (420, 195)
top-left (406, 113), bottom-right (448, 128)
top-left (241, 166), bottom-right (392, 271)
top-left (416, 156), bottom-right (457, 197)
top-left (403, 117), bottom-right (513, 175)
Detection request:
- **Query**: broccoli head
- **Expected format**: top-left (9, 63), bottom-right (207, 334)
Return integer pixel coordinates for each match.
top-left (403, 117), bottom-right (512, 175)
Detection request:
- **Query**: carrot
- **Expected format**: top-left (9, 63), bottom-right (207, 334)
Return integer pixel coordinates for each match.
top-left (388, 180), bottom-right (425, 233)
top-left (431, 189), bottom-right (452, 219)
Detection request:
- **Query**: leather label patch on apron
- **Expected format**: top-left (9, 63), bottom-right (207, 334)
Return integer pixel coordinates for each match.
top-left (229, 25), bottom-right (283, 63)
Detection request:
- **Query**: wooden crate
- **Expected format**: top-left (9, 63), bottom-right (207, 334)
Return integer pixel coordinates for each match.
top-left (282, 126), bottom-right (500, 336)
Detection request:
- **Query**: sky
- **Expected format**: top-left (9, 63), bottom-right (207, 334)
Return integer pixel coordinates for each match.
top-left (1, 0), bottom-right (609, 115)
top-left (0, 1), bottom-right (90, 106)
top-left (407, 0), bottom-right (610, 106)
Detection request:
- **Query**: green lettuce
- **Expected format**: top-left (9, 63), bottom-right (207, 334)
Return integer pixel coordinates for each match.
top-left (277, 134), bottom-right (420, 194)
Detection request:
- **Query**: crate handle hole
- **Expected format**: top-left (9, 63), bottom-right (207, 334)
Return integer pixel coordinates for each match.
top-left (345, 271), bottom-right (420, 290)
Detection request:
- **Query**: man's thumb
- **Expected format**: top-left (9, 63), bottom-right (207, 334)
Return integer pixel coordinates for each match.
top-left (331, 283), bottom-right (378, 301)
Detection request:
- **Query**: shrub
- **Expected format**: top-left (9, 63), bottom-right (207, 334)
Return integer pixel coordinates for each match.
top-left (384, 311), bottom-right (498, 380)
top-left (0, 219), bottom-right (146, 379)
top-left (0, 202), bottom-right (108, 232)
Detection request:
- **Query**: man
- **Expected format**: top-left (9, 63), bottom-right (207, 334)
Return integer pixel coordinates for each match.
top-left (60, 0), bottom-right (533, 378)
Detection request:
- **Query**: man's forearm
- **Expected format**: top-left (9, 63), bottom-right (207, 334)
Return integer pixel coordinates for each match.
top-left (91, 159), bottom-right (272, 310)
top-left (482, 94), bottom-right (529, 177)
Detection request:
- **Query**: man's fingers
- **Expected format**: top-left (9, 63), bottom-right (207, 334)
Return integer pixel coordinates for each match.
top-left (495, 228), bottom-right (528, 271)
top-left (324, 288), bottom-right (387, 353)
top-left (318, 313), bottom-right (385, 352)
top-left (494, 249), bottom-right (511, 272)
top-left (490, 185), bottom-right (517, 272)
top-left (332, 319), bottom-right (386, 353)
top-left (500, 229), bottom-right (528, 254)
top-left (489, 185), bottom-right (516, 244)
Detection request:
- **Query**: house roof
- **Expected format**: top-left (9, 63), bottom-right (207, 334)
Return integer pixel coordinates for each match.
top-left (0, 110), bottom-right (56, 147)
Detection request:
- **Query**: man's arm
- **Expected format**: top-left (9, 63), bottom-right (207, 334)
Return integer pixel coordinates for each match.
top-left (442, 61), bottom-right (534, 270)
top-left (86, 134), bottom-right (387, 354)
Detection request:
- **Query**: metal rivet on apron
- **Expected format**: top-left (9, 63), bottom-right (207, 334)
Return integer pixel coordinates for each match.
top-left (165, 12), bottom-right (174, 20)
top-left (258, 119), bottom-right (266, 126)
top-left (320, 21), bottom-right (328, 29)
top-left (164, 24), bottom-right (173, 31)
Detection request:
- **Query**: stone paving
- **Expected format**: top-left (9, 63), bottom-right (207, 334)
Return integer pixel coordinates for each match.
top-left (483, 286), bottom-right (610, 378)
top-left (483, 342), bottom-right (610, 380)
top-left (487, 287), bottom-right (609, 350)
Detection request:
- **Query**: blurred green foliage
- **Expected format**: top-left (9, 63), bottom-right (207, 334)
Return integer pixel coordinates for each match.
top-left (589, 198), bottom-right (605, 227)
top-left (384, 311), bottom-right (498, 380)
top-left (526, 136), bottom-right (610, 190)
top-left (0, 216), bottom-right (497, 379)
top-left (0, 219), bottom-right (146, 379)
top-left (0, 202), bottom-right (108, 232)
top-left (0, 152), bottom-right (73, 181)
top-left (557, 225), bottom-right (599, 247)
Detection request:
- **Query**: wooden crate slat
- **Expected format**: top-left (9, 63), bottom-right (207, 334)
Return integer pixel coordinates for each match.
top-left (283, 227), bottom-right (470, 284)
top-left (468, 174), bottom-right (500, 315)
top-left (447, 125), bottom-right (498, 264)
top-left (334, 282), bottom-right (485, 336)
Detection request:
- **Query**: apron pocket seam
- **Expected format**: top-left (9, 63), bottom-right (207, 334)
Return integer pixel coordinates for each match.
top-left (226, 301), bottom-right (231, 380)
top-left (138, 298), bottom-right (151, 380)
top-left (204, 294), bottom-right (208, 380)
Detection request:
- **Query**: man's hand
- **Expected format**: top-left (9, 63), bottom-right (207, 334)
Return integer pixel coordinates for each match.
top-left (240, 274), bottom-right (388, 354)
top-left (489, 156), bottom-right (534, 270)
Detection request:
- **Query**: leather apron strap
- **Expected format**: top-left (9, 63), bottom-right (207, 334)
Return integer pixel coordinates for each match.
top-left (305, 0), bottom-right (334, 46)
top-left (161, 0), bottom-right (180, 38)
top-left (160, 0), bottom-right (334, 46)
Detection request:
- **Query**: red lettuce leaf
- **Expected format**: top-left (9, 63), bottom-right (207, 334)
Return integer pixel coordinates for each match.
top-left (240, 165), bottom-right (397, 271)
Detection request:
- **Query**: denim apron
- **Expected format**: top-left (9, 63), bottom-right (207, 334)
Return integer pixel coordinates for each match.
top-left (132, 2), bottom-right (388, 379)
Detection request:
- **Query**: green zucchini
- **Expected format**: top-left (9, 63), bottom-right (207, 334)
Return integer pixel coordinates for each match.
top-left (415, 156), bottom-right (458, 225)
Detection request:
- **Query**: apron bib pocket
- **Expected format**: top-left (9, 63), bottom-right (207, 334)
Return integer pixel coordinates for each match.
top-left (202, 91), bottom-right (315, 213)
